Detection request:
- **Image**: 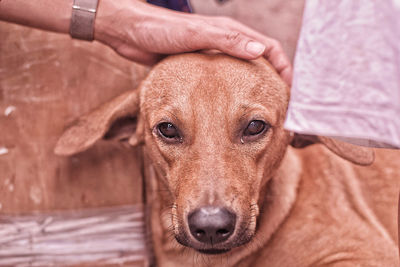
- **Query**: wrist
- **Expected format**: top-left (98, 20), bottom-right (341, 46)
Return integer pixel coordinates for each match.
top-left (94, 0), bottom-right (159, 46)
top-left (94, 0), bottom-right (134, 45)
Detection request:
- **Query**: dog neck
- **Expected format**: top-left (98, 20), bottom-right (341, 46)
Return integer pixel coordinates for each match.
top-left (143, 147), bottom-right (302, 267)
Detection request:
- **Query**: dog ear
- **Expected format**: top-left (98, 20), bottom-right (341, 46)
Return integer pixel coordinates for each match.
top-left (54, 90), bottom-right (142, 156)
top-left (290, 133), bottom-right (375, 166)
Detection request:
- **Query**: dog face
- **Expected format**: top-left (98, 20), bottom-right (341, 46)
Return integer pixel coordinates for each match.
top-left (55, 53), bottom-right (373, 255)
top-left (139, 54), bottom-right (290, 253)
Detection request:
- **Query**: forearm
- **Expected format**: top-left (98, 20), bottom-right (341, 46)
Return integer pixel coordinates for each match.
top-left (0, 0), bottom-right (143, 42)
top-left (0, 0), bottom-right (72, 33)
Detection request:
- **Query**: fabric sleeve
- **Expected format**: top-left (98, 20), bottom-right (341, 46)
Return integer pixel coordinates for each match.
top-left (284, 0), bottom-right (400, 148)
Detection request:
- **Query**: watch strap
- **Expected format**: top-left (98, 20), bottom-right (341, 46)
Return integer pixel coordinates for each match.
top-left (70, 0), bottom-right (99, 41)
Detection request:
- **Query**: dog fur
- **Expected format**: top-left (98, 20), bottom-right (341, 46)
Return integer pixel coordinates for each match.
top-left (55, 53), bottom-right (399, 266)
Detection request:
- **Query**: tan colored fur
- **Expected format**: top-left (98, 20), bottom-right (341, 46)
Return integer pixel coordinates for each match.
top-left (56, 53), bottom-right (399, 266)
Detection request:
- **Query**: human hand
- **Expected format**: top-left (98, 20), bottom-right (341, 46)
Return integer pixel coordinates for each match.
top-left (94, 0), bottom-right (293, 85)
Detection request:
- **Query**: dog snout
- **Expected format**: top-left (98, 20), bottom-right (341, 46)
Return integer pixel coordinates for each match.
top-left (188, 206), bottom-right (236, 244)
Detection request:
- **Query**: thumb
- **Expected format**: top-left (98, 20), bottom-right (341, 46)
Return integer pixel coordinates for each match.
top-left (193, 28), bottom-right (266, 60)
top-left (243, 41), bottom-right (267, 58)
top-left (216, 31), bottom-right (266, 59)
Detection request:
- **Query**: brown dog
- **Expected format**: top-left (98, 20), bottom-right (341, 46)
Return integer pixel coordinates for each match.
top-left (55, 53), bottom-right (399, 266)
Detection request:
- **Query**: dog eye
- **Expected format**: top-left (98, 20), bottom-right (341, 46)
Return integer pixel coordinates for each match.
top-left (157, 122), bottom-right (181, 140)
top-left (243, 120), bottom-right (267, 136)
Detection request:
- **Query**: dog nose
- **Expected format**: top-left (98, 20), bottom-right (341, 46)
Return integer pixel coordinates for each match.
top-left (188, 206), bottom-right (236, 244)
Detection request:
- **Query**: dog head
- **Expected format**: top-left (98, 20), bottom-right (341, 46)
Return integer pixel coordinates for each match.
top-left (55, 53), bottom-right (374, 254)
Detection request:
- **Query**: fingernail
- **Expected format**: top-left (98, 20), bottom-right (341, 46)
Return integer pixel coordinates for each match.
top-left (246, 41), bottom-right (265, 57)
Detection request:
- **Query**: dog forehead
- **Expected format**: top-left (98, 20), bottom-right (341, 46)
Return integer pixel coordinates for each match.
top-left (140, 53), bottom-right (288, 113)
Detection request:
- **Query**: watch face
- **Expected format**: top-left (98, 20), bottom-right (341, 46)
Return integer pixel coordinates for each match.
top-left (147, 0), bottom-right (193, 13)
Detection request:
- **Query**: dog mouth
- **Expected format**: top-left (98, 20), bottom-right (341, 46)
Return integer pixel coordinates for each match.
top-left (175, 224), bottom-right (255, 255)
top-left (197, 248), bottom-right (231, 254)
top-left (175, 232), bottom-right (238, 254)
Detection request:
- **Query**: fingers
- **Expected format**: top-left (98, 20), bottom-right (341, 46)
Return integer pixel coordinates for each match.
top-left (280, 66), bottom-right (293, 87)
top-left (213, 29), bottom-right (266, 59)
top-left (206, 17), bottom-right (293, 84)
top-left (175, 25), bottom-right (264, 59)
top-left (263, 40), bottom-right (293, 86)
top-left (187, 19), bottom-right (266, 59)
top-left (135, 16), bottom-right (267, 60)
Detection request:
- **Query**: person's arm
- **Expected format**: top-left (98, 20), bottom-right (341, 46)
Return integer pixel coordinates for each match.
top-left (0, 0), bottom-right (292, 85)
top-left (0, 0), bottom-right (71, 33)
